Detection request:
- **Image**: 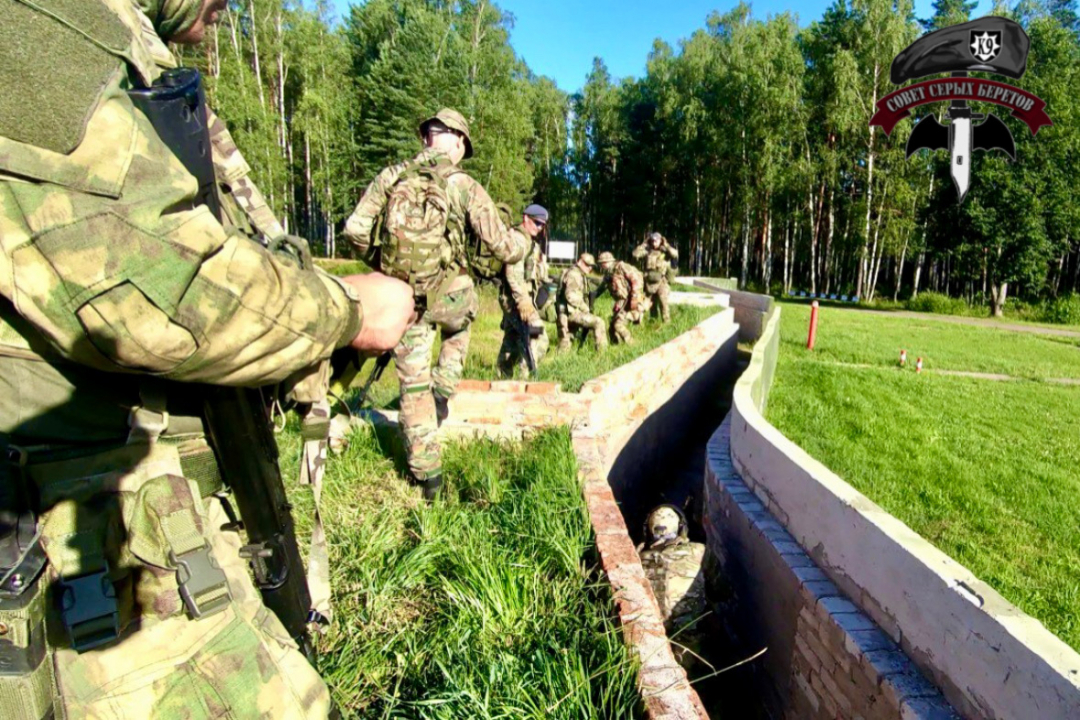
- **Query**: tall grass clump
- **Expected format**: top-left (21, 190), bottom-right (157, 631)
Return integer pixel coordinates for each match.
top-left (280, 425), bottom-right (643, 718)
top-left (1038, 293), bottom-right (1080, 326)
top-left (904, 291), bottom-right (975, 316)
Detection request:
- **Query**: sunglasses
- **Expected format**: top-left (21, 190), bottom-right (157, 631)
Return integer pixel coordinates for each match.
top-left (528, 217), bottom-right (546, 228)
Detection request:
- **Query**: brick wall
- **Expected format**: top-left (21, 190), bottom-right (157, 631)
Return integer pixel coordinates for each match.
top-left (707, 416), bottom-right (959, 720)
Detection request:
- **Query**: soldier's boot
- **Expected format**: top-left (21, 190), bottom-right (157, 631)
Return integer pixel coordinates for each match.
top-left (557, 339), bottom-right (572, 353)
top-left (434, 393), bottom-right (450, 427)
top-left (422, 474), bottom-right (443, 503)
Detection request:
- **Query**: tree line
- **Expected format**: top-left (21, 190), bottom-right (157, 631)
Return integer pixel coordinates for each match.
top-left (180, 0), bottom-right (1080, 314)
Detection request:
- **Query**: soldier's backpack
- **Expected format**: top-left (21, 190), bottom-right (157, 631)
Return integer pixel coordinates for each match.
top-left (379, 157), bottom-right (462, 299)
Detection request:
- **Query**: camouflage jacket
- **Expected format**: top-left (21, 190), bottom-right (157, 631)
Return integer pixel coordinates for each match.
top-left (498, 228), bottom-right (546, 321)
top-left (0, 0), bottom-right (361, 442)
top-left (342, 149), bottom-right (526, 270)
top-left (632, 240), bottom-right (678, 282)
top-left (557, 265), bottom-right (591, 316)
top-left (638, 537), bottom-right (708, 632)
top-left (602, 262), bottom-right (645, 310)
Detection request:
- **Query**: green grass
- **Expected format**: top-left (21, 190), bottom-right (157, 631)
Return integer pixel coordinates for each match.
top-left (768, 306), bottom-right (1080, 652)
top-left (780, 301), bottom-right (1080, 380)
top-left (671, 282), bottom-right (712, 294)
top-left (316, 258), bottom-right (373, 276)
top-left (356, 284), bottom-right (719, 408)
top-left (277, 423), bottom-right (643, 718)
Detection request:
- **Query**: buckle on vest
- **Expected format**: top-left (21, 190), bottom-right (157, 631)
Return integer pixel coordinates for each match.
top-left (59, 568), bottom-right (119, 652)
top-left (172, 546), bottom-right (231, 620)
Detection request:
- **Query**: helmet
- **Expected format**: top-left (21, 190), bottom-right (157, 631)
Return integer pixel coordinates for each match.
top-left (648, 232), bottom-right (663, 245)
top-left (418, 108), bottom-right (474, 159)
top-left (579, 252), bottom-right (596, 267)
top-left (644, 505), bottom-right (687, 546)
top-left (597, 251), bottom-right (615, 268)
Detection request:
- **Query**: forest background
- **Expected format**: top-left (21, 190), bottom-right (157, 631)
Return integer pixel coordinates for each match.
top-left (176, 0), bottom-right (1080, 315)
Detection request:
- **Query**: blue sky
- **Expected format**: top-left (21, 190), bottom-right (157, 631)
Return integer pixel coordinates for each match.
top-left (330, 0), bottom-right (996, 93)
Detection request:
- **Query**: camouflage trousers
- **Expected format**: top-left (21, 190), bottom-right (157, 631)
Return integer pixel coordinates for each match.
top-left (557, 310), bottom-right (607, 351)
top-left (23, 439), bottom-right (331, 720)
top-left (610, 300), bottom-right (648, 345)
top-left (395, 279), bottom-right (479, 481)
top-left (646, 280), bottom-right (671, 323)
top-left (496, 315), bottom-right (549, 377)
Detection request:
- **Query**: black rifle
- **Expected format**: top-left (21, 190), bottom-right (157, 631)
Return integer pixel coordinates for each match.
top-left (355, 351), bottom-right (392, 405)
top-left (515, 310), bottom-right (538, 377)
top-left (130, 68), bottom-right (318, 660)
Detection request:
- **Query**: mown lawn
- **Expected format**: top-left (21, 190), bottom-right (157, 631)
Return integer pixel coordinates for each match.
top-left (277, 423), bottom-right (643, 718)
top-left (768, 302), bottom-right (1080, 652)
top-left (779, 301), bottom-right (1080, 380)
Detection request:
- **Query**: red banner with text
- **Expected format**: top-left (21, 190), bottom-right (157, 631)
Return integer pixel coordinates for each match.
top-left (869, 78), bottom-right (1052, 136)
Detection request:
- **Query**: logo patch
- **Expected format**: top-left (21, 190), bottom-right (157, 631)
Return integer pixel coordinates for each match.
top-left (970, 31), bottom-right (1002, 63)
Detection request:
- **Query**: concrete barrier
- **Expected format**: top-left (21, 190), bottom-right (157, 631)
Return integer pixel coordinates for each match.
top-left (728, 304), bottom-right (1080, 719)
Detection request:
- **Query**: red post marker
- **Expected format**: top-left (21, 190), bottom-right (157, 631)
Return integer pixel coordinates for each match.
top-left (900, 349), bottom-right (907, 367)
top-left (916, 357), bottom-right (923, 373)
top-left (807, 301), bottom-right (819, 350)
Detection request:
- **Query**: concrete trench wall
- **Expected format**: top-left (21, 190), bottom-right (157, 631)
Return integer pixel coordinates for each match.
top-left (717, 302), bottom-right (1080, 719)
top-left (359, 303), bottom-right (741, 719)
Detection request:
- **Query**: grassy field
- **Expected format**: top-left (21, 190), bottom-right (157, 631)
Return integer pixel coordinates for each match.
top-left (357, 283), bottom-right (718, 408)
top-left (767, 302), bottom-right (1080, 652)
top-left (277, 424), bottom-right (642, 718)
top-left (779, 301), bottom-right (1080, 380)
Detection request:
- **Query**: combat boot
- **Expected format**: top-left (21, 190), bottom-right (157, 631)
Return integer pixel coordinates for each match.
top-left (422, 475), bottom-right (443, 503)
top-left (434, 394), bottom-right (449, 427)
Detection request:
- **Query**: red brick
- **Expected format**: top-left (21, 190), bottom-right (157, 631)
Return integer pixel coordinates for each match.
top-left (595, 532), bottom-right (642, 571)
top-left (526, 382), bottom-right (560, 394)
top-left (455, 380), bottom-right (491, 392)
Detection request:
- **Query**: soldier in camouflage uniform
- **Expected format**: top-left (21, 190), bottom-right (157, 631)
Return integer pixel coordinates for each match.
top-left (637, 505), bottom-right (710, 673)
top-left (597, 252), bottom-right (649, 345)
top-left (632, 232), bottom-right (678, 323)
top-left (555, 253), bottom-right (608, 352)
top-left (0, 1), bottom-right (415, 718)
top-left (497, 204), bottom-right (551, 377)
top-left (343, 109), bottom-right (527, 500)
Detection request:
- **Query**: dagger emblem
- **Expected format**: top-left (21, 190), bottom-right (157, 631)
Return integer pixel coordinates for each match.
top-left (906, 71), bottom-right (1016, 202)
top-left (949, 72), bottom-right (973, 201)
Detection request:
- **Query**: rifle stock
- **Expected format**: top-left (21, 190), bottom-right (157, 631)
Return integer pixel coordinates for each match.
top-left (202, 386), bottom-right (318, 661)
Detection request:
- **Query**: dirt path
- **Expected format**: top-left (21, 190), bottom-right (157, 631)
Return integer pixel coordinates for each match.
top-left (848, 308), bottom-right (1080, 339)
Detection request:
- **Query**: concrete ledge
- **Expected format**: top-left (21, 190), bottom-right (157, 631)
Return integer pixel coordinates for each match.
top-left (730, 306), bottom-right (1080, 719)
top-left (669, 291), bottom-right (731, 308)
